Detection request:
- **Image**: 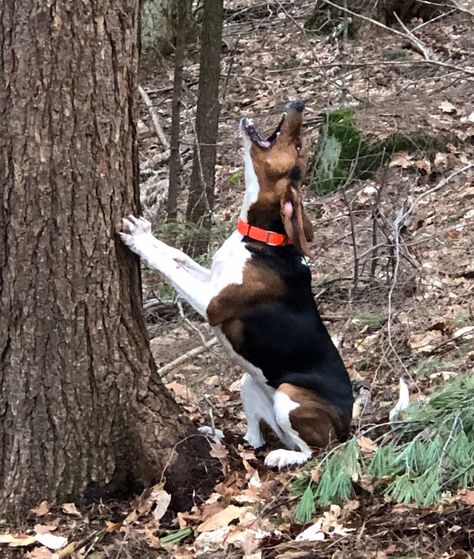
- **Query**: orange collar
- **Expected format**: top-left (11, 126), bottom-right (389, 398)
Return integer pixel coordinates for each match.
top-left (237, 218), bottom-right (292, 246)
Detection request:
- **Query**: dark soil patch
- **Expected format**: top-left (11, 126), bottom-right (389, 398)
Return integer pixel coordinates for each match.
top-left (164, 432), bottom-right (224, 512)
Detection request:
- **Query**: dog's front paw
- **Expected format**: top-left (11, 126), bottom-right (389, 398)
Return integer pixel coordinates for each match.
top-left (264, 449), bottom-right (310, 469)
top-left (120, 215), bottom-right (153, 255)
top-left (122, 215), bottom-right (152, 236)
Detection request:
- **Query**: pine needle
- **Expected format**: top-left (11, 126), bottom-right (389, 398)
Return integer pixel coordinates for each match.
top-left (293, 484), bottom-right (316, 524)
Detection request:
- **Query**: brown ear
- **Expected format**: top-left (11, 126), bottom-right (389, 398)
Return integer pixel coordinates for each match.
top-left (281, 186), bottom-right (313, 257)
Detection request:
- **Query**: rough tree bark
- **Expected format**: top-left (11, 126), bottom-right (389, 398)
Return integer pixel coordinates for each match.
top-left (185, 0), bottom-right (224, 254)
top-left (0, 0), bottom-right (203, 518)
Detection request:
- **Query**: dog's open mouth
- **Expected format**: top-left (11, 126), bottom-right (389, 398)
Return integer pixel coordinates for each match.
top-left (241, 114), bottom-right (285, 149)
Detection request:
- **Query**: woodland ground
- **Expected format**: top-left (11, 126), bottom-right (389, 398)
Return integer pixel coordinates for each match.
top-left (2, 1), bottom-right (473, 558)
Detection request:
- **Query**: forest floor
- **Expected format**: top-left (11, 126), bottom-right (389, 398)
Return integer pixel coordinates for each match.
top-left (3, 1), bottom-right (473, 559)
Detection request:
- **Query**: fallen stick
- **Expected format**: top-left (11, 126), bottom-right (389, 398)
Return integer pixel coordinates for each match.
top-left (138, 84), bottom-right (170, 150)
top-left (157, 337), bottom-right (219, 377)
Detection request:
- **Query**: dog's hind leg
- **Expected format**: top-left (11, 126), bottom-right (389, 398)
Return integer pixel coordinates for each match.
top-left (264, 388), bottom-right (312, 469)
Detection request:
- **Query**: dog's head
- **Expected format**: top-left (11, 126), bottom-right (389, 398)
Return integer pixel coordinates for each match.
top-left (240, 101), bottom-right (314, 256)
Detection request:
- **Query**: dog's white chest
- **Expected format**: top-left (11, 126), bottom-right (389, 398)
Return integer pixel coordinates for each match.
top-left (210, 231), bottom-right (250, 292)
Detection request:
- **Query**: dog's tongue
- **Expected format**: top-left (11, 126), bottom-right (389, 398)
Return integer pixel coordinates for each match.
top-left (283, 201), bottom-right (293, 218)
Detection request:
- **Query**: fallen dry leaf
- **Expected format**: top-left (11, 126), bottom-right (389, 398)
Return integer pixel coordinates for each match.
top-left (416, 159), bottom-right (432, 174)
top-left (197, 504), bottom-right (250, 533)
top-left (389, 151), bottom-right (414, 169)
top-left (310, 468), bottom-right (321, 483)
top-left (106, 521), bottom-right (123, 533)
top-left (458, 488), bottom-right (474, 506)
top-left (357, 436), bottom-right (378, 455)
top-left (439, 101), bottom-right (456, 114)
top-left (26, 548), bottom-right (55, 559)
top-left (34, 521), bottom-right (59, 535)
top-left (165, 381), bottom-right (198, 403)
top-left (295, 520), bottom-right (325, 542)
top-left (452, 326), bottom-right (474, 340)
top-left (209, 441), bottom-right (229, 459)
top-left (0, 534), bottom-right (37, 547)
top-left (151, 488), bottom-right (171, 520)
top-left (30, 501), bottom-right (50, 517)
top-left (226, 525), bottom-right (270, 555)
top-left (61, 503), bottom-right (81, 517)
top-left (409, 330), bottom-right (443, 352)
top-left (35, 533), bottom-right (67, 550)
top-left (195, 526), bottom-right (231, 553)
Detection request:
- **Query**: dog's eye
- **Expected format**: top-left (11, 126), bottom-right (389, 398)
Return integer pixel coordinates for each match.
top-left (295, 143), bottom-right (302, 152)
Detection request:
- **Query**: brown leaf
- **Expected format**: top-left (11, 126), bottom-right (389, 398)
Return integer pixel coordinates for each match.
top-left (124, 509), bottom-right (138, 525)
top-left (34, 520), bottom-right (59, 535)
top-left (165, 381), bottom-right (198, 403)
top-left (197, 505), bottom-right (249, 533)
top-left (409, 330), bottom-right (443, 353)
top-left (61, 503), bottom-right (81, 517)
top-left (105, 521), bottom-right (123, 533)
top-left (30, 501), bottom-right (50, 517)
top-left (209, 441), bottom-right (229, 459)
top-left (310, 469), bottom-right (321, 483)
top-left (25, 548), bottom-right (55, 559)
top-left (389, 152), bottom-right (414, 169)
top-left (416, 159), bottom-right (432, 175)
top-left (357, 436), bottom-right (378, 455)
top-left (0, 534), bottom-right (37, 547)
top-left (177, 512), bottom-right (188, 529)
top-left (458, 488), bottom-right (474, 506)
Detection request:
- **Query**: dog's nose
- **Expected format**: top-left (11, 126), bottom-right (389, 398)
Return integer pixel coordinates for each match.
top-left (285, 100), bottom-right (305, 113)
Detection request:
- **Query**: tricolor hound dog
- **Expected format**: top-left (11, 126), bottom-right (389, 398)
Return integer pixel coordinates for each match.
top-left (120, 101), bottom-right (353, 469)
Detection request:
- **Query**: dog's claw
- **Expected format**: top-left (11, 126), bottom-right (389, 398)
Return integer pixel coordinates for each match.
top-left (121, 215), bottom-right (152, 237)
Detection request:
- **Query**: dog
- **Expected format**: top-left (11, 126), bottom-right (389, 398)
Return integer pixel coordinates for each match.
top-left (120, 101), bottom-right (353, 469)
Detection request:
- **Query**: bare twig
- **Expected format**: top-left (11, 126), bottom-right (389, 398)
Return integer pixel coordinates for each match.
top-left (157, 337), bottom-right (219, 377)
top-left (451, 0), bottom-right (474, 16)
top-left (320, 0), bottom-right (474, 75)
top-left (392, 11), bottom-right (435, 60)
top-left (138, 84), bottom-right (170, 150)
top-left (404, 163), bottom-right (474, 222)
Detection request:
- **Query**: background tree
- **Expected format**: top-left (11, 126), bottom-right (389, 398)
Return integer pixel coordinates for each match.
top-left (0, 0), bottom-right (205, 518)
top-left (142, 0), bottom-right (194, 55)
top-left (185, 0), bottom-right (224, 254)
top-left (167, 1), bottom-right (187, 220)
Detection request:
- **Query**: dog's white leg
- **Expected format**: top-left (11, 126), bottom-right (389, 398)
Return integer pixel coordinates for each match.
top-left (122, 216), bottom-right (211, 282)
top-left (240, 374), bottom-right (267, 448)
top-left (264, 391), bottom-right (312, 469)
top-left (120, 216), bottom-right (213, 317)
top-left (240, 373), bottom-right (291, 449)
top-left (148, 236), bottom-right (211, 282)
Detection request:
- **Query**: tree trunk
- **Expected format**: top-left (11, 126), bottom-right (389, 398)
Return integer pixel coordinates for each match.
top-left (185, 0), bottom-right (224, 255)
top-left (0, 0), bottom-right (198, 519)
top-left (141, 0), bottom-right (194, 56)
top-left (167, 2), bottom-right (186, 220)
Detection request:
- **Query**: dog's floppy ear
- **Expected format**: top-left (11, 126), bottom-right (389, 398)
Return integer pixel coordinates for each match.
top-left (280, 186), bottom-right (313, 257)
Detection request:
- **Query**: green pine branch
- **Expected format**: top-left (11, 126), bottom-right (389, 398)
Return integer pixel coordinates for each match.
top-left (292, 374), bottom-right (474, 522)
